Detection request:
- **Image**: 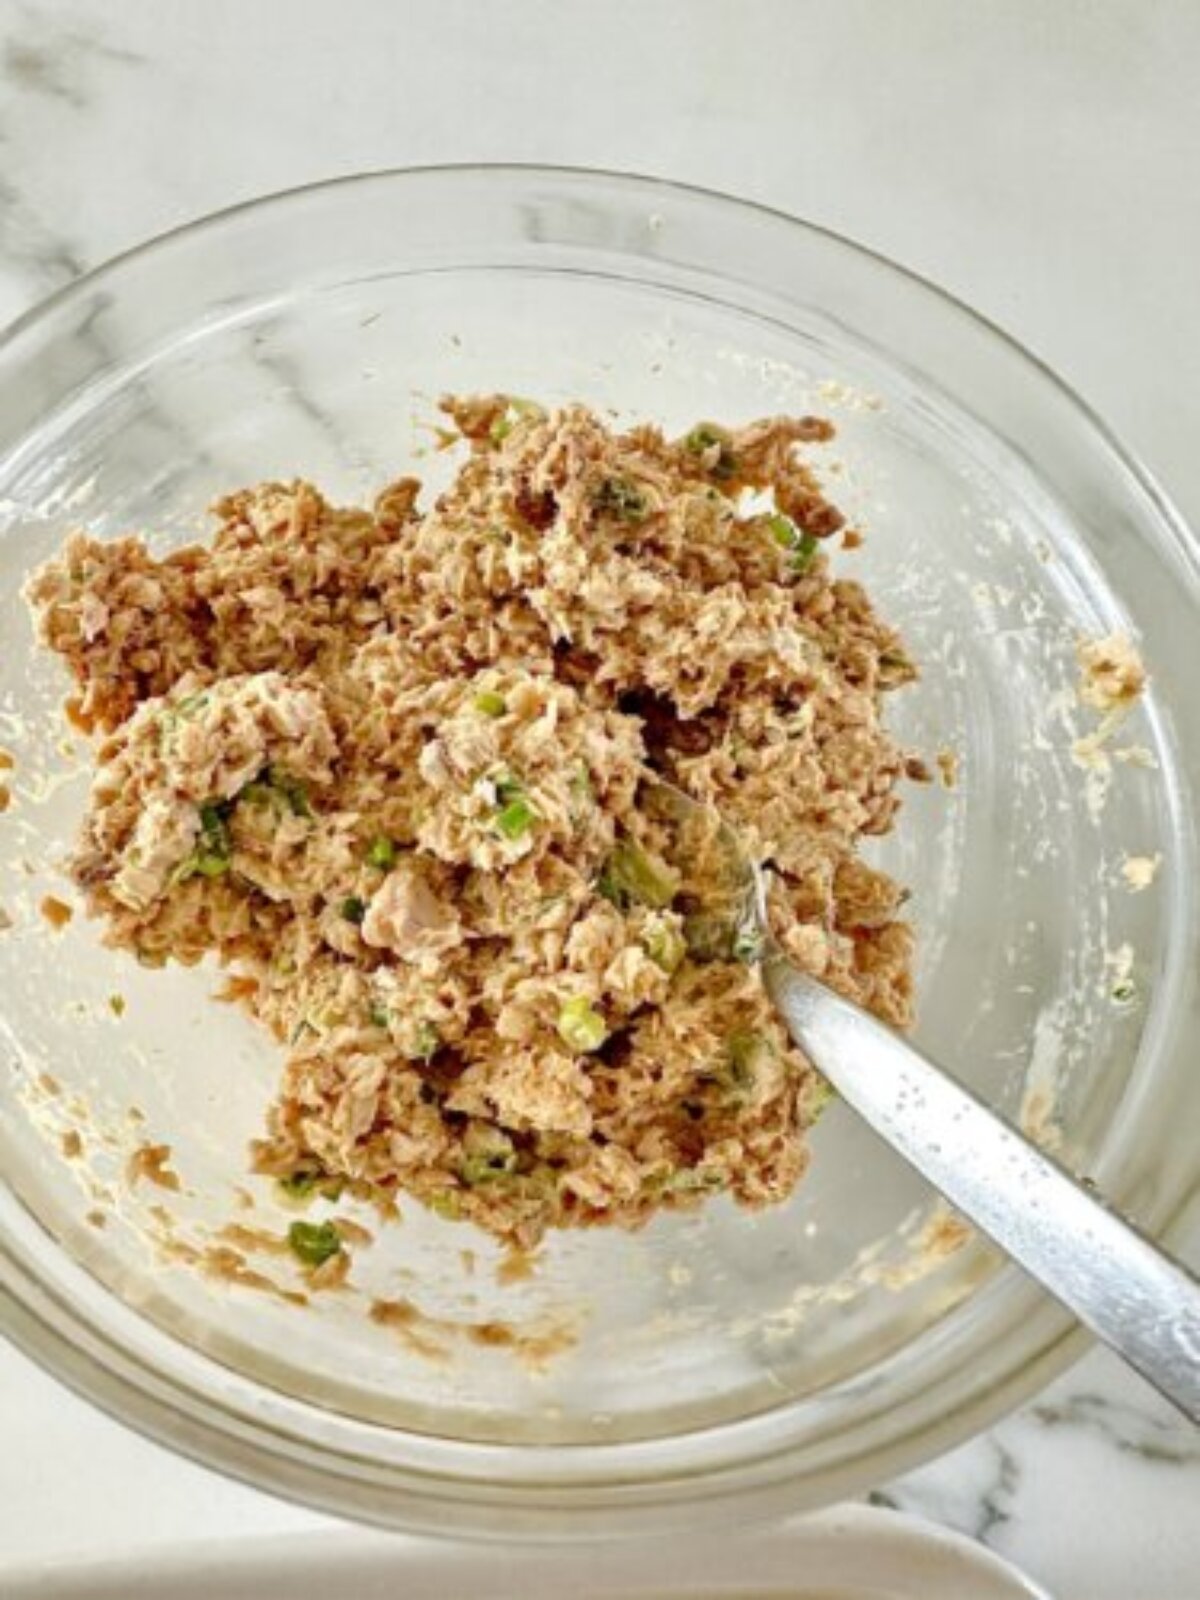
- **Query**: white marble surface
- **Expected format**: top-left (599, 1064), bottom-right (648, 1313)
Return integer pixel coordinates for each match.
top-left (0, 3), bottom-right (1197, 1597)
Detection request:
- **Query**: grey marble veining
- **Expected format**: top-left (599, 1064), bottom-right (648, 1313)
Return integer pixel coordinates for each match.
top-left (881, 1349), bottom-right (1200, 1594)
top-left (0, 7), bottom-right (145, 316)
top-left (1, 3), bottom-right (1197, 1597)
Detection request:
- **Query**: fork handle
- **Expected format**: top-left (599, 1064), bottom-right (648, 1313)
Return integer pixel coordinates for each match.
top-left (763, 949), bottom-right (1200, 1423)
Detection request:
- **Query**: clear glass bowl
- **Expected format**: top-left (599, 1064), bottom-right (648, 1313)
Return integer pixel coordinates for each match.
top-left (1, 166), bottom-right (1196, 1538)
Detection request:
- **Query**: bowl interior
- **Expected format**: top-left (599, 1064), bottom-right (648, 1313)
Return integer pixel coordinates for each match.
top-left (0, 172), bottom-right (1195, 1517)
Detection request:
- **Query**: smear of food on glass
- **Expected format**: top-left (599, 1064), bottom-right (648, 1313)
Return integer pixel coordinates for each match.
top-left (26, 395), bottom-right (921, 1247)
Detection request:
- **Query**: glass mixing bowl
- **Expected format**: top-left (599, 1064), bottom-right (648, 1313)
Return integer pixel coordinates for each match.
top-left (1, 166), bottom-right (1196, 1539)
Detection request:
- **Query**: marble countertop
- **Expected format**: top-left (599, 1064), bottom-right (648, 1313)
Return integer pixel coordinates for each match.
top-left (1, 4), bottom-right (1197, 1597)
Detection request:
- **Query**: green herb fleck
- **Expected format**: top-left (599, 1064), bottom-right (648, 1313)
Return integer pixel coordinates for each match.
top-left (1110, 978), bottom-right (1137, 1005)
top-left (473, 690), bottom-right (507, 718)
top-left (556, 996), bottom-right (608, 1053)
top-left (175, 691), bottom-right (210, 719)
top-left (340, 895), bottom-right (367, 925)
top-left (368, 1003), bottom-right (390, 1029)
top-left (429, 1190), bottom-right (462, 1220)
top-left (597, 839), bottom-right (680, 911)
top-left (569, 761), bottom-right (594, 826)
top-left (366, 835), bottom-right (396, 870)
top-left (157, 691), bottom-right (210, 748)
top-left (287, 1219), bottom-right (342, 1267)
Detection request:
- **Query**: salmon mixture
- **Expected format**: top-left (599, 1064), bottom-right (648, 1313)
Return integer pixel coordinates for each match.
top-left (26, 396), bottom-right (918, 1246)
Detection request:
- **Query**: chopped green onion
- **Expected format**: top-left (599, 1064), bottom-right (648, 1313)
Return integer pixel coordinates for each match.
top-left (473, 690), bottom-right (507, 718)
top-left (569, 761), bottom-right (594, 827)
top-left (199, 802), bottom-right (231, 854)
top-left (496, 797), bottom-right (536, 839)
top-left (172, 800), bottom-right (233, 884)
top-left (429, 1190), bottom-right (462, 1220)
top-left (287, 1220), bottom-right (342, 1267)
top-left (262, 767), bottom-right (311, 818)
top-left (488, 397), bottom-right (546, 444)
top-left (713, 1031), bottom-right (772, 1104)
top-left (598, 839), bottom-right (680, 911)
top-left (642, 915), bottom-right (687, 974)
top-left (460, 1149), bottom-right (519, 1185)
top-left (664, 1167), bottom-right (727, 1194)
top-left (368, 1003), bottom-right (390, 1028)
top-left (406, 1021), bottom-right (441, 1063)
top-left (682, 909), bottom-right (740, 962)
top-left (807, 1079), bottom-right (837, 1121)
top-left (1110, 979), bottom-right (1137, 1005)
top-left (684, 424), bottom-right (737, 481)
top-left (595, 477), bottom-right (648, 522)
top-left (493, 776), bottom-right (537, 840)
top-left (877, 648), bottom-right (916, 686)
top-left (732, 923), bottom-right (765, 965)
top-left (366, 835), bottom-right (396, 870)
top-left (556, 996), bottom-right (608, 1053)
top-left (685, 424), bottom-right (721, 452)
top-left (766, 512), bottom-right (820, 573)
top-left (340, 895), bottom-right (367, 925)
top-left (192, 852), bottom-right (231, 878)
top-left (240, 768), bottom-right (313, 819)
top-left (728, 1030), bottom-right (768, 1075)
top-left (157, 691), bottom-right (210, 746)
top-left (277, 1170), bottom-right (319, 1200)
top-left (794, 534), bottom-right (819, 571)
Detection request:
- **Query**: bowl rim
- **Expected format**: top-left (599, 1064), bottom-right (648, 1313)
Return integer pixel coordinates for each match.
top-left (1, 161), bottom-right (1196, 1539)
top-left (1, 159), bottom-right (1196, 589)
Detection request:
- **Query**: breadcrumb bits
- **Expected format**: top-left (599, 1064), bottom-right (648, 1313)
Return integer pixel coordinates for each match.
top-left (126, 1142), bottom-right (181, 1192)
top-left (935, 749), bottom-right (958, 789)
top-left (1076, 633), bottom-right (1146, 713)
top-left (40, 895), bottom-right (73, 930)
top-left (1120, 854), bottom-right (1161, 893)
